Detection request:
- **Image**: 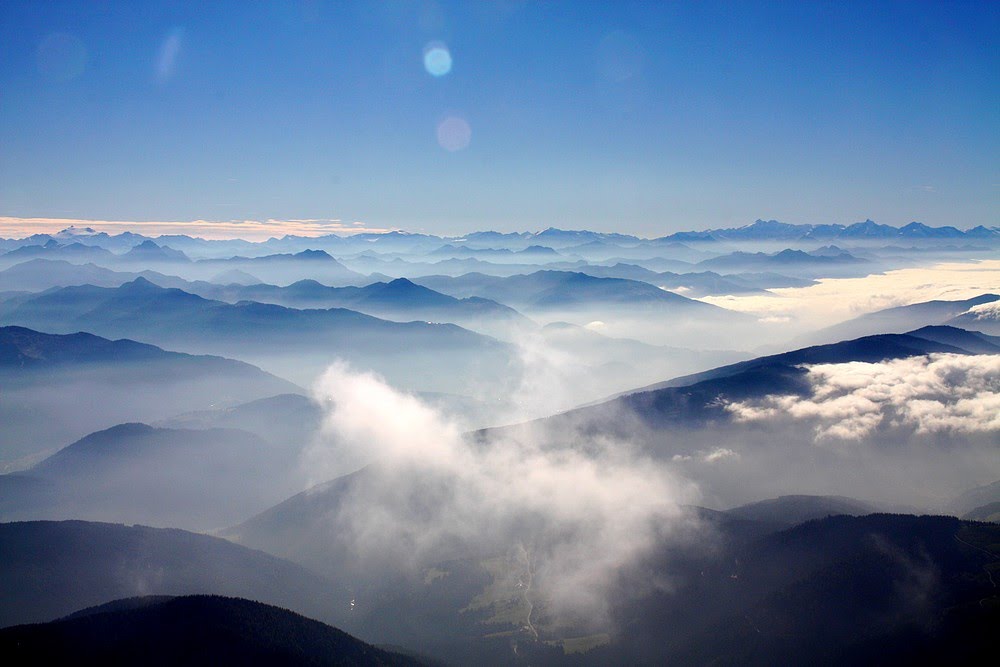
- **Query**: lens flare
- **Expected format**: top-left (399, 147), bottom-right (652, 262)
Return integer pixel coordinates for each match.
top-left (423, 41), bottom-right (452, 77)
top-left (436, 116), bottom-right (471, 151)
top-left (156, 28), bottom-right (184, 82)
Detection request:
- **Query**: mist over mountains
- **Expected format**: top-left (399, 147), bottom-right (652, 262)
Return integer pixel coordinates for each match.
top-left (0, 220), bottom-right (997, 664)
top-left (4, 0), bottom-right (999, 659)
top-left (4, 219), bottom-right (996, 259)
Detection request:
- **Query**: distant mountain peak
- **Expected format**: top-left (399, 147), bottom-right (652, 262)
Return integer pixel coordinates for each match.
top-left (292, 249), bottom-right (333, 260)
top-left (55, 226), bottom-right (99, 238)
top-left (387, 277), bottom-right (418, 287)
top-left (745, 219), bottom-right (795, 230)
top-left (120, 240), bottom-right (190, 262)
top-left (122, 276), bottom-right (157, 288)
top-left (287, 278), bottom-right (326, 288)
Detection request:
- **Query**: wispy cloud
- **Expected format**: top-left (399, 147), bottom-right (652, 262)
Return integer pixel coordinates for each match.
top-left (304, 361), bottom-right (699, 623)
top-left (965, 300), bottom-right (1000, 321)
top-left (0, 216), bottom-right (396, 241)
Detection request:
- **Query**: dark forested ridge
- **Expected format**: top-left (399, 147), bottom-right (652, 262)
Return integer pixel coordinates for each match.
top-left (0, 595), bottom-right (424, 667)
top-left (0, 521), bottom-right (350, 629)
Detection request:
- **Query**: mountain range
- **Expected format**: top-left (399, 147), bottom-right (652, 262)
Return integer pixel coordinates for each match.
top-left (482, 327), bottom-right (999, 508)
top-left (0, 260), bottom-right (532, 337)
top-left (0, 422), bottom-right (305, 529)
top-left (0, 326), bottom-right (297, 467)
top-left (0, 278), bottom-right (513, 391)
top-left (1, 219), bottom-right (997, 664)
top-left (413, 270), bottom-right (738, 315)
top-left (222, 476), bottom-right (1000, 664)
top-left (3, 219), bottom-right (996, 261)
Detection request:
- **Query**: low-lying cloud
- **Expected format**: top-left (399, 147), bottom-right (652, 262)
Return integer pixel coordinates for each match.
top-left (965, 300), bottom-right (1000, 321)
top-left (700, 260), bottom-right (1000, 329)
top-left (304, 361), bottom-right (699, 623)
top-left (727, 353), bottom-right (1000, 440)
top-left (672, 447), bottom-right (740, 464)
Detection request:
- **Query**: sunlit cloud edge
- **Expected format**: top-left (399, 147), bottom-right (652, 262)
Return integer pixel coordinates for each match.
top-left (0, 216), bottom-right (397, 241)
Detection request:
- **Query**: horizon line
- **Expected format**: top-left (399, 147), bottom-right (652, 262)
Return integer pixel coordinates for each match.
top-left (0, 215), bottom-right (995, 244)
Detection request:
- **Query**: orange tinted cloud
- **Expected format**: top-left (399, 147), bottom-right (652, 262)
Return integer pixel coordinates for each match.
top-left (0, 217), bottom-right (395, 241)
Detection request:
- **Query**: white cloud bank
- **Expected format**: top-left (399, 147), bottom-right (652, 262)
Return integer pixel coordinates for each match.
top-left (304, 361), bottom-right (699, 622)
top-left (700, 260), bottom-right (1000, 329)
top-left (728, 353), bottom-right (1000, 440)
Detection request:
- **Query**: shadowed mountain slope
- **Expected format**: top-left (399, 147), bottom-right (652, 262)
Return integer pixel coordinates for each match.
top-left (0, 521), bottom-right (350, 629)
top-left (808, 294), bottom-right (999, 344)
top-left (0, 279), bottom-right (513, 392)
top-left (0, 595), bottom-right (423, 667)
top-left (0, 326), bottom-right (299, 467)
top-left (1, 423), bottom-right (306, 529)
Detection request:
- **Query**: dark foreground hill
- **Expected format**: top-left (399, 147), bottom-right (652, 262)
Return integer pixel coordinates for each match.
top-left (0, 520), bottom-right (350, 629)
top-left (224, 463), bottom-right (1000, 664)
top-left (618, 515), bottom-right (1000, 666)
top-left (2, 514), bottom-right (998, 664)
top-left (0, 595), bottom-right (422, 667)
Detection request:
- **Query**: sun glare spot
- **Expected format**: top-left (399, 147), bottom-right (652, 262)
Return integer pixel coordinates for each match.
top-left (436, 116), bottom-right (471, 151)
top-left (423, 41), bottom-right (452, 77)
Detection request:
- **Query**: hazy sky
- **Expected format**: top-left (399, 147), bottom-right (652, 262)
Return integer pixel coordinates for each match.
top-left (1, 1), bottom-right (996, 237)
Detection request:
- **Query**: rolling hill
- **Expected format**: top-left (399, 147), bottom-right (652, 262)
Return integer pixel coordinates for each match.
top-left (695, 248), bottom-right (868, 275)
top-left (558, 331), bottom-right (970, 426)
top-left (0, 279), bottom-right (513, 392)
top-left (155, 393), bottom-right (321, 445)
top-left (0, 326), bottom-right (299, 467)
top-left (0, 520), bottom-right (349, 628)
top-left (723, 494), bottom-right (877, 526)
top-left (1, 423), bottom-right (306, 529)
top-left (186, 277), bottom-right (533, 338)
top-left (414, 270), bottom-right (735, 313)
top-left (479, 329), bottom-right (998, 509)
top-left (0, 595), bottom-right (422, 666)
top-left (192, 250), bottom-right (368, 286)
top-left (225, 476), bottom-right (1000, 665)
top-left (617, 515), bottom-right (1000, 665)
top-left (808, 293), bottom-right (1000, 344)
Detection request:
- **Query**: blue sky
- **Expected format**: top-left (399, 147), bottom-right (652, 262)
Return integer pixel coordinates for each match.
top-left (0, 0), bottom-right (996, 237)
